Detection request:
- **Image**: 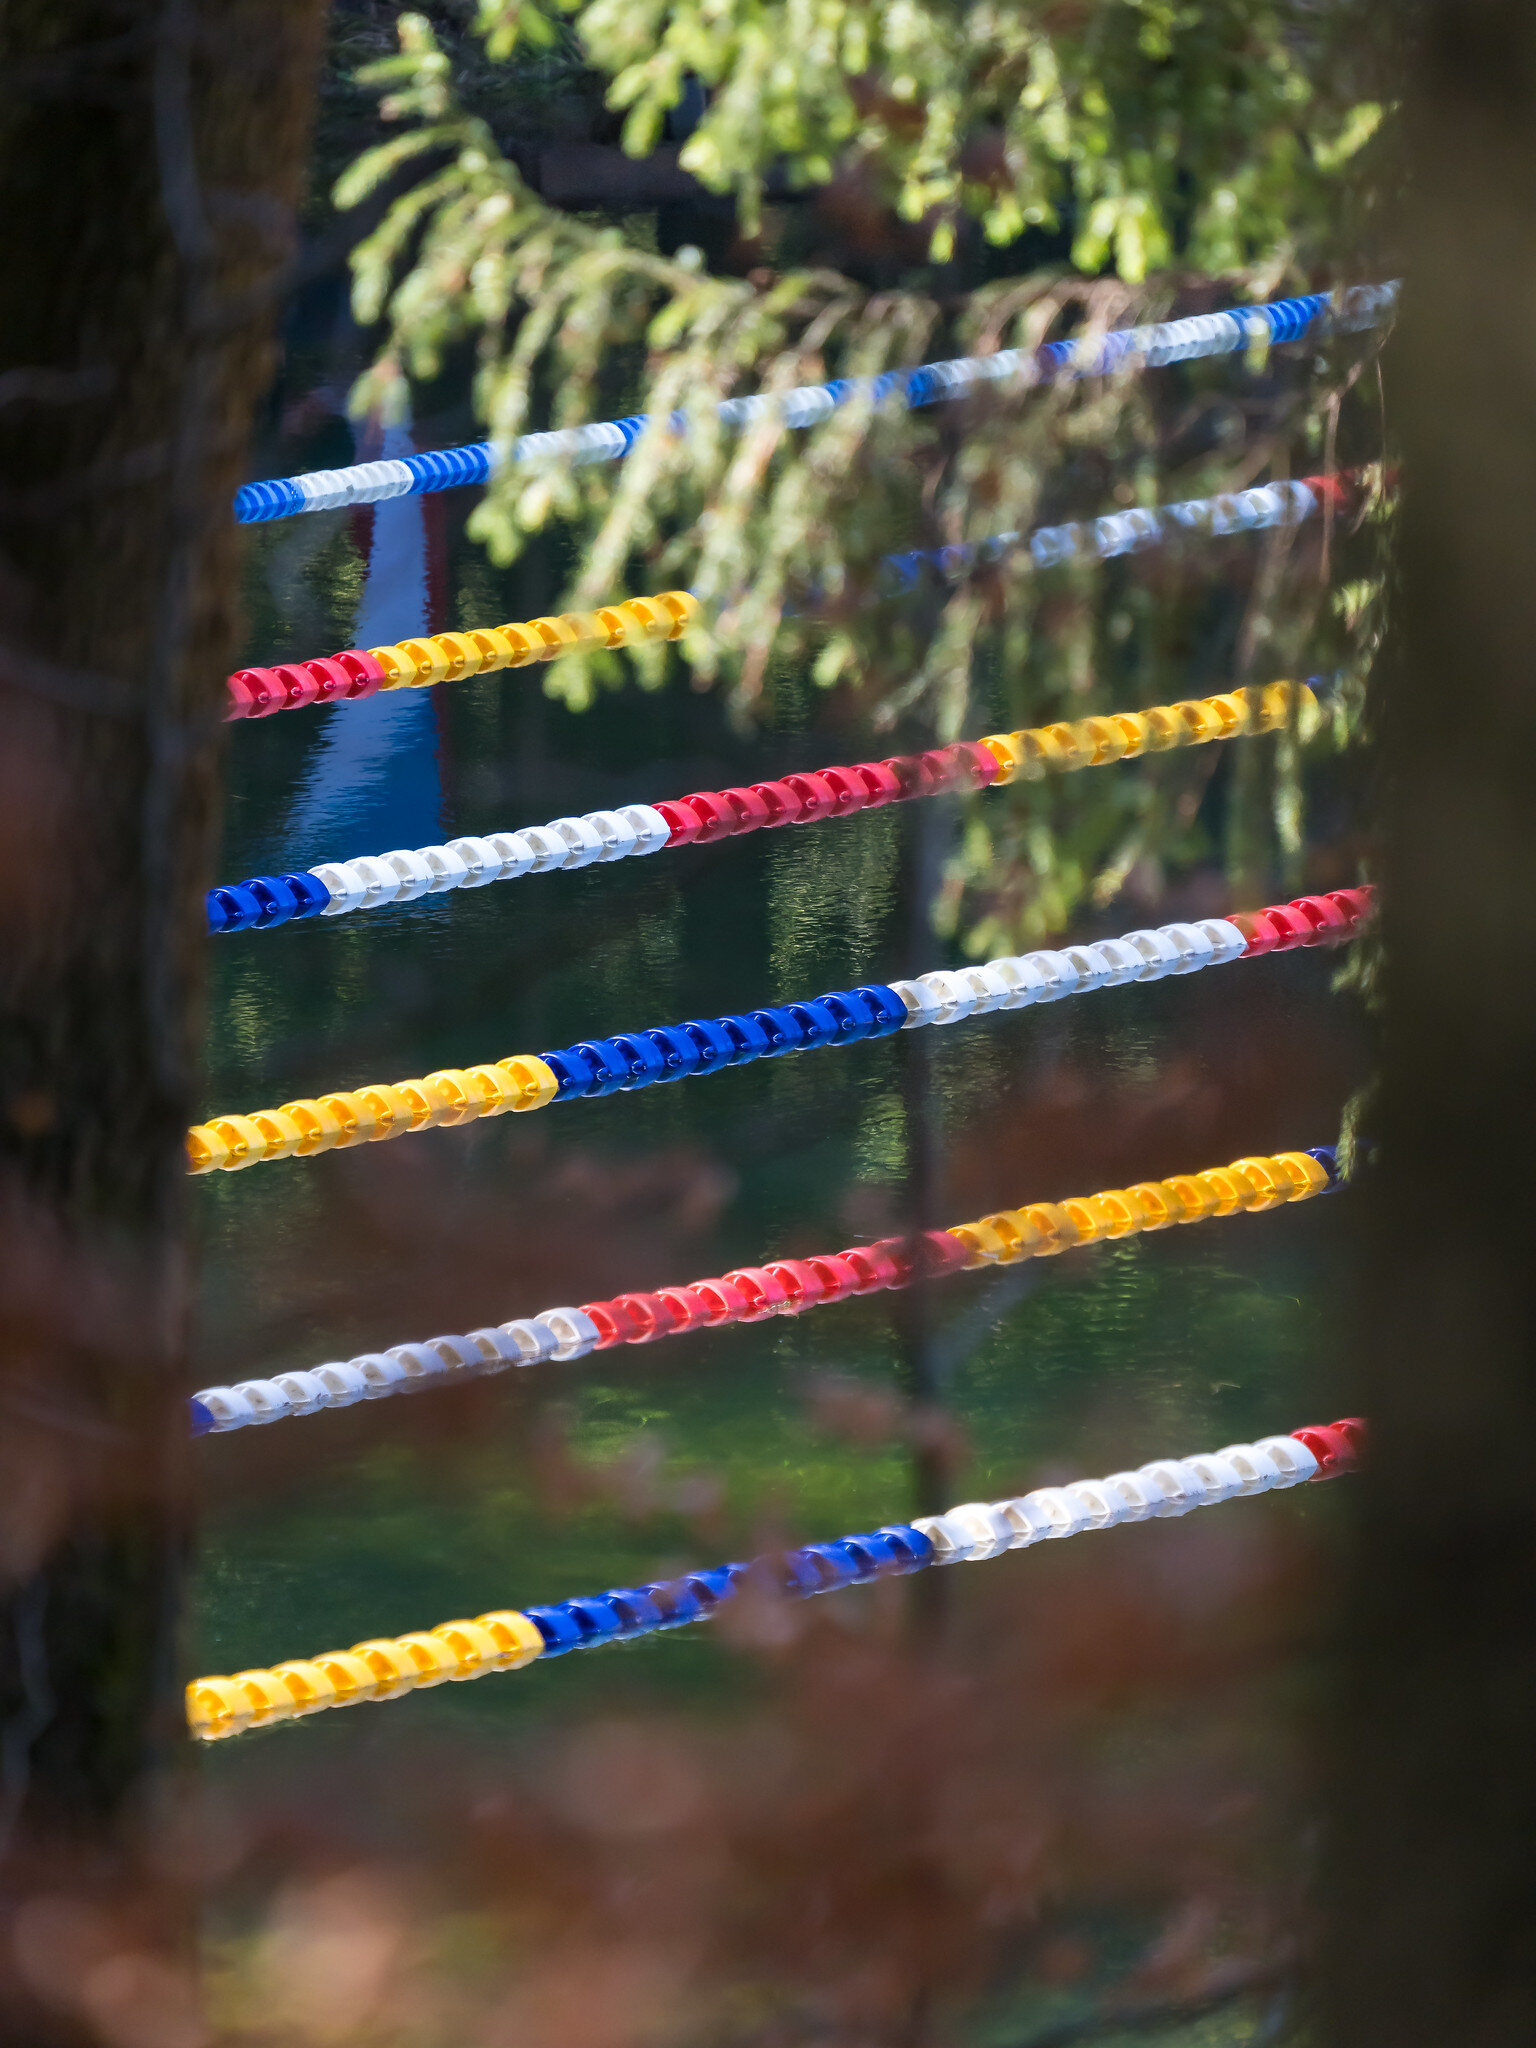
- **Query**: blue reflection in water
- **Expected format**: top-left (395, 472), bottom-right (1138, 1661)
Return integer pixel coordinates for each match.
top-left (284, 421), bottom-right (445, 861)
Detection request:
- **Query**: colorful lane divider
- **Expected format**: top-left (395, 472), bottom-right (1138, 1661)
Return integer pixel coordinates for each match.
top-left (224, 592), bottom-right (699, 720)
top-left (186, 1412), bottom-right (1365, 1739)
top-left (232, 284), bottom-right (1396, 523)
top-left (186, 891), bottom-right (1370, 1175)
top-left (223, 475), bottom-right (1341, 723)
top-left (190, 1144), bottom-right (1341, 1432)
top-left (883, 474), bottom-right (1335, 591)
top-left (210, 681), bottom-right (1320, 935)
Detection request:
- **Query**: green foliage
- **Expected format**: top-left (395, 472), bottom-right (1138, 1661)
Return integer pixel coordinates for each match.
top-left (333, 1), bottom-right (1389, 946)
top-left (475, 0), bottom-right (559, 60)
top-left (583, 0), bottom-right (1379, 264)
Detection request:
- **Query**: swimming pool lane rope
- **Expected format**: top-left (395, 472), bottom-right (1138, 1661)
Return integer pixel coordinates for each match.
top-left (186, 889), bottom-right (1371, 1174)
top-left (231, 283), bottom-right (1395, 524)
top-left (224, 476), bottom-right (1340, 725)
top-left (191, 1143), bottom-right (1340, 1433)
top-left (186, 1411), bottom-right (1364, 1740)
top-left (210, 681), bottom-right (1321, 936)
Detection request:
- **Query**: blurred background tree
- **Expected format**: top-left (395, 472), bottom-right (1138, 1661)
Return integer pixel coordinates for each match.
top-left (0, 4), bottom-right (326, 2040)
top-left (1328, 2), bottom-right (1536, 2044)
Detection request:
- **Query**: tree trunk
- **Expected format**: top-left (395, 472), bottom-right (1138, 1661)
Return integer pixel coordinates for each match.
top-left (1326, 5), bottom-right (1536, 2043)
top-left (0, 4), bottom-right (326, 2039)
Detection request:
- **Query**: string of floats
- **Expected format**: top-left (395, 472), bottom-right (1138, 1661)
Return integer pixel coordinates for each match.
top-left (211, 681), bottom-right (1319, 935)
top-left (187, 889), bottom-right (1370, 1173)
top-left (192, 1143), bottom-right (1341, 1433)
top-left (232, 284), bottom-right (1395, 524)
top-left (188, 1410), bottom-right (1365, 1740)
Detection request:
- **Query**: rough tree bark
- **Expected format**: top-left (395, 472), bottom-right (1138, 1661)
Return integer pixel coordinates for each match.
top-left (0, 4), bottom-right (327, 2040)
top-left (1326, 5), bottom-right (1536, 2044)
